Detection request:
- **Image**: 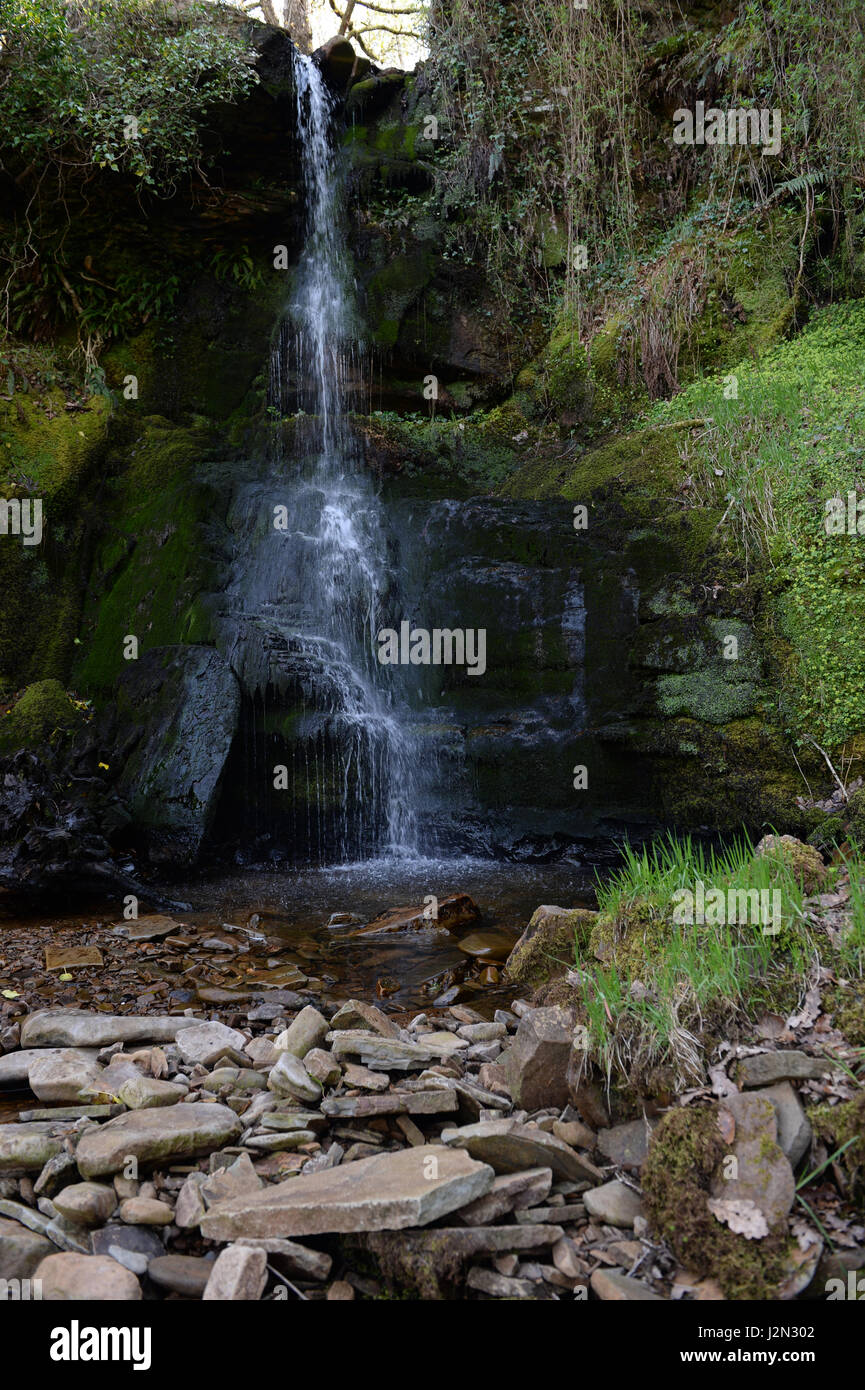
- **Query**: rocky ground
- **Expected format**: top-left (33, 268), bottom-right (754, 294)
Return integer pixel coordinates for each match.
top-left (0, 895), bottom-right (863, 1302)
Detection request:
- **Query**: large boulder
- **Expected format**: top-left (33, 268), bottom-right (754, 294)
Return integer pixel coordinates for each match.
top-left (111, 646), bottom-right (241, 865)
top-left (505, 1005), bottom-right (573, 1110)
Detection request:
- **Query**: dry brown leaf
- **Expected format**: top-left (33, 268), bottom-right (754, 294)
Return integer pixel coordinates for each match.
top-left (707, 1197), bottom-right (769, 1239)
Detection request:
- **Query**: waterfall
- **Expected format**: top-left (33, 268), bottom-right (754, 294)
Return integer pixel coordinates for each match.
top-left (216, 52), bottom-right (419, 864)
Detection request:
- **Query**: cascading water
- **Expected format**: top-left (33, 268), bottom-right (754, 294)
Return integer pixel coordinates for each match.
top-left (216, 52), bottom-right (419, 864)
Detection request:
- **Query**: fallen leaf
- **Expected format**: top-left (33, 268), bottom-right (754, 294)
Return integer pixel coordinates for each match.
top-left (707, 1197), bottom-right (769, 1239)
top-left (717, 1107), bottom-right (736, 1145)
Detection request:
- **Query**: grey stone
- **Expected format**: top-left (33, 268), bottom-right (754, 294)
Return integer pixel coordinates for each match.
top-left (91, 1223), bottom-right (164, 1264)
top-left (466, 1266), bottom-right (537, 1298)
top-left (203, 1244), bottom-right (267, 1301)
top-left (329, 1000), bottom-right (401, 1038)
top-left (274, 1005), bottom-right (329, 1059)
top-left (176, 1021), bottom-right (249, 1068)
top-left (118, 1197), bottom-right (172, 1226)
top-left (20, 1010), bottom-right (198, 1049)
top-left (583, 1179), bottom-right (644, 1228)
top-left (303, 1048), bottom-right (342, 1087)
top-left (200, 1144), bottom-right (494, 1240)
top-left (442, 1118), bottom-right (603, 1183)
top-left (0, 1125), bottom-right (62, 1175)
top-left (245, 1037), bottom-right (279, 1071)
top-left (737, 1050), bottom-right (831, 1088)
top-left (321, 1090), bottom-right (458, 1119)
top-left (235, 1237), bottom-right (332, 1280)
top-left (596, 1117), bottom-right (656, 1169)
top-left (27, 1050), bottom-right (110, 1104)
top-left (74, 1103), bottom-right (242, 1178)
top-left (456, 1167), bottom-right (553, 1224)
top-left (753, 1083), bottom-right (812, 1167)
top-left (0, 1046), bottom-right (101, 1088)
top-left (328, 1031), bottom-right (466, 1071)
top-left (267, 1052), bottom-right (322, 1103)
top-left (505, 1006), bottom-right (573, 1111)
top-left (590, 1267), bottom-right (662, 1301)
top-left (118, 1075), bottom-right (185, 1109)
top-left (174, 1173), bottom-right (206, 1229)
top-left (0, 1213), bottom-right (54, 1280)
top-left (148, 1253), bottom-right (214, 1297)
top-left (52, 1182), bottom-right (117, 1227)
top-left (200, 1153), bottom-right (262, 1209)
top-left (710, 1094), bottom-right (796, 1227)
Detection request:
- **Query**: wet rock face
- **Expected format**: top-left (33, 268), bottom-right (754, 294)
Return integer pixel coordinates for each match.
top-left (107, 646), bottom-right (241, 867)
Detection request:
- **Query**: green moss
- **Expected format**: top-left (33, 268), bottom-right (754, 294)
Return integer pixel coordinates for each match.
top-left (0, 386), bottom-right (109, 690)
top-left (0, 678), bottom-right (82, 752)
top-left (503, 906), bottom-right (596, 991)
top-left (642, 1107), bottom-right (796, 1299)
top-left (73, 418), bottom-right (220, 693)
top-left (811, 1094), bottom-right (865, 1201)
top-left (589, 899), bottom-right (671, 973)
top-left (754, 834), bottom-right (827, 894)
top-left (656, 670), bottom-right (758, 724)
top-left (365, 249), bottom-right (435, 349)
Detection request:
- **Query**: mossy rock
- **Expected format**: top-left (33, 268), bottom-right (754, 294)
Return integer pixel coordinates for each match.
top-left (811, 1094), bottom-right (865, 1203)
top-left (503, 905), bottom-right (597, 991)
top-left (846, 787), bottom-right (865, 847)
top-left (589, 898), bottom-right (671, 974)
top-left (642, 1106), bottom-right (797, 1299)
top-left (753, 835), bottom-right (827, 894)
top-left (0, 679), bottom-right (82, 753)
top-left (807, 813), bottom-right (846, 853)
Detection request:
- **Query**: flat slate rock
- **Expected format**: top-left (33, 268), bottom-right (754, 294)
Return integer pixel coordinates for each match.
top-left (44, 946), bottom-right (103, 971)
top-left (583, 1180), bottom-right (644, 1228)
top-left (0, 1047), bottom-right (101, 1088)
top-left (441, 1119), bottom-right (603, 1183)
top-left (321, 1090), bottom-right (458, 1119)
top-left (597, 1118), bottom-right (656, 1170)
top-left (176, 1021), bottom-right (249, 1067)
top-left (200, 1144), bottom-right (494, 1240)
top-left (75, 1103), bottom-right (242, 1178)
top-left (736, 1050), bottom-right (831, 1088)
top-left (112, 915), bottom-right (184, 942)
top-left (590, 1268), bottom-right (663, 1301)
top-left (328, 1032), bottom-right (466, 1071)
top-left (0, 1125), bottom-right (63, 1174)
top-left (20, 1010), bottom-right (198, 1049)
